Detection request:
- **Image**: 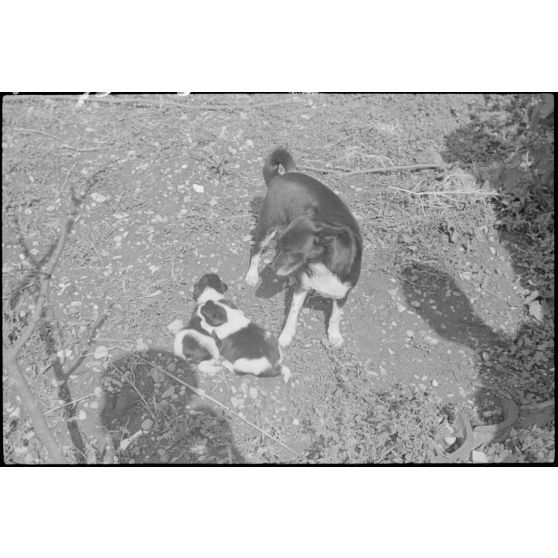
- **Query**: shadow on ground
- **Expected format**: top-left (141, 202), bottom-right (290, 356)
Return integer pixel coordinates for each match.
top-left (98, 349), bottom-right (244, 464)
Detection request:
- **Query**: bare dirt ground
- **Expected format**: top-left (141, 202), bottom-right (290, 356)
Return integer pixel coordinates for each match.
top-left (2, 93), bottom-right (554, 464)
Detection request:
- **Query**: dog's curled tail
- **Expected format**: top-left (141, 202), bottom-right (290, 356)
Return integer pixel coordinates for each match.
top-left (263, 147), bottom-right (296, 186)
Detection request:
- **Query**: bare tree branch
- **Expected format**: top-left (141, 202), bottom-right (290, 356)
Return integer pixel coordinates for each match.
top-left (3, 163), bottom-right (79, 464)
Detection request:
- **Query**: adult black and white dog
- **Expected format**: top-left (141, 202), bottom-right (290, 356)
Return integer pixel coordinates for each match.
top-left (245, 147), bottom-right (362, 348)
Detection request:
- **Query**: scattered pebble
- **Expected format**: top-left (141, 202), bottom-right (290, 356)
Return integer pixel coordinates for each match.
top-left (142, 419), bottom-right (154, 431)
top-left (432, 380), bottom-right (439, 387)
top-left (471, 450), bottom-right (488, 463)
top-left (192, 184), bottom-right (204, 193)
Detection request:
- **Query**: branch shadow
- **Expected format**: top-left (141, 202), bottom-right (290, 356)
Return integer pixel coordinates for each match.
top-left (98, 349), bottom-right (244, 464)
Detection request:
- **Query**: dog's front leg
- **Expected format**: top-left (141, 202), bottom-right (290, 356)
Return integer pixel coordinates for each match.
top-left (327, 299), bottom-right (345, 348)
top-left (278, 288), bottom-right (308, 346)
top-left (245, 230), bottom-right (277, 286)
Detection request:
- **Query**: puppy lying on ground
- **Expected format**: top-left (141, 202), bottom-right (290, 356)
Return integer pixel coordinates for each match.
top-left (174, 273), bottom-right (290, 382)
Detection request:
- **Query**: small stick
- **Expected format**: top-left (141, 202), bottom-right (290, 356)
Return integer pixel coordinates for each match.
top-left (124, 374), bottom-right (158, 424)
top-left (124, 351), bottom-right (299, 457)
top-left (44, 393), bottom-right (95, 416)
top-left (298, 162), bottom-right (450, 176)
top-left (60, 144), bottom-right (102, 152)
top-left (388, 186), bottom-right (502, 196)
top-left (5, 95), bottom-right (303, 112)
top-left (12, 127), bottom-right (62, 141)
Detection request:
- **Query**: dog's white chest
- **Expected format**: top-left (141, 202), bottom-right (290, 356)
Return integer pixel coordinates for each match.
top-left (302, 264), bottom-right (350, 299)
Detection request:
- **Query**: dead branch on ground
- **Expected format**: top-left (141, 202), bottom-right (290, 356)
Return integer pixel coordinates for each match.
top-left (298, 162), bottom-right (451, 176)
top-left (2, 163), bottom-right (84, 464)
top-left (5, 95), bottom-right (303, 112)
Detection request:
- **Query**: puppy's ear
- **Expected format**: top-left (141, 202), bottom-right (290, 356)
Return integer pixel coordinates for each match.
top-left (200, 301), bottom-right (227, 327)
top-left (193, 275), bottom-right (209, 300)
top-left (218, 279), bottom-right (228, 293)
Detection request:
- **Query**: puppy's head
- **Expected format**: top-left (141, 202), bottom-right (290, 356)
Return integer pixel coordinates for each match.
top-left (272, 216), bottom-right (348, 276)
top-left (199, 300), bottom-right (228, 327)
top-left (193, 273), bottom-right (228, 302)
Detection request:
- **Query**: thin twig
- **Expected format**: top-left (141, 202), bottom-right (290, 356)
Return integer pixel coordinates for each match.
top-left (125, 374), bottom-right (158, 424)
top-left (12, 127), bottom-right (63, 141)
top-left (298, 162), bottom-right (450, 176)
top-left (5, 95), bottom-right (303, 111)
top-left (60, 144), bottom-right (102, 152)
top-left (388, 186), bottom-right (502, 196)
top-left (122, 351), bottom-right (299, 457)
top-left (44, 393), bottom-right (95, 416)
top-left (12, 128), bottom-right (102, 152)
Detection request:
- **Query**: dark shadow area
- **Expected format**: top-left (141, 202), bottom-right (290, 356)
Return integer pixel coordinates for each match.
top-left (401, 263), bottom-right (554, 419)
top-left (400, 263), bottom-right (507, 350)
top-left (440, 94), bottom-right (554, 407)
top-left (98, 349), bottom-right (244, 464)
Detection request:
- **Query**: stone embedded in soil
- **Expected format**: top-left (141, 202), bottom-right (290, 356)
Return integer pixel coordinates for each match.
top-left (142, 419), bottom-right (154, 430)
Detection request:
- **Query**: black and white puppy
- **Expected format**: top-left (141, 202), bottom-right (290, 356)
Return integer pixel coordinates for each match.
top-left (198, 298), bottom-right (291, 383)
top-left (173, 273), bottom-right (228, 374)
top-left (245, 147), bottom-right (362, 348)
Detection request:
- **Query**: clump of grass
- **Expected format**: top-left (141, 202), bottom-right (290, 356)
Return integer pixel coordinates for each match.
top-left (300, 351), bottom-right (448, 463)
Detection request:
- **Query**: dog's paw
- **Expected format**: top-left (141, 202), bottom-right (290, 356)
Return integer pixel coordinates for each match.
top-left (280, 365), bottom-right (292, 384)
top-left (278, 331), bottom-right (293, 347)
top-left (245, 269), bottom-right (259, 287)
top-left (198, 361), bottom-right (221, 375)
top-left (328, 331), bottom-right (344, 348)
top-left (221, 360), bottom-right (235, 373)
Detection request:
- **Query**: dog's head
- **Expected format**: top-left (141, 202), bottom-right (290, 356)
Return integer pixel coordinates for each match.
top-left (272, 216), bottom-right (350, 277)
top-left (199, 300), bottom-right (228, 327)
top-left (193, 273), bottom-right (228, 302)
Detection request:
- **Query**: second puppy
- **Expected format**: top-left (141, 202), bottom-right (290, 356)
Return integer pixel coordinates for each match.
top-left (199, 297), bottom-right (291, 383)
top-left (173, 273), bottom-right (227, 374)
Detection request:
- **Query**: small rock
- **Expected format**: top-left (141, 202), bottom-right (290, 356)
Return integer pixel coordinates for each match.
top-left (142, 418), bottom-right (154, 431)
top-left (94, 346), bottom-right (108, 360)
top-left (432, 380), bottom-right (439, 387)
top-left (411, 300), bottom-right (421, 308)
top-left (192, 184), bottom-right (204, 193)
top-left (396, 303), bottom-right (406, 312)
top-left (406, 330), bottom-right (415, 338)
top-left (249, 387), bottom-right (258, 399)
top-left (472, 450), bottom-right (488, 463)
top-left (78, 410), bottom-right (87, 420)
top-left (293, 418), bottom-right (300, 426)
top-left (528, 300), bottom-right (544, 321)
top-left (91, 193), bottom-right (107, 203)
top-left (444, 435), bottom-right (457, 445)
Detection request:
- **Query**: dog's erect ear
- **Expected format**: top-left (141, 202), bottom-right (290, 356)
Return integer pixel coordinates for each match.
top-left (193, 275), bottom-right (209, 300)
top-left (304, 203), bottom-right (319, 219)
top-left (200, 301), bottom-right (228, 327)
top-left (316, 222), bottom-right (349, 244)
